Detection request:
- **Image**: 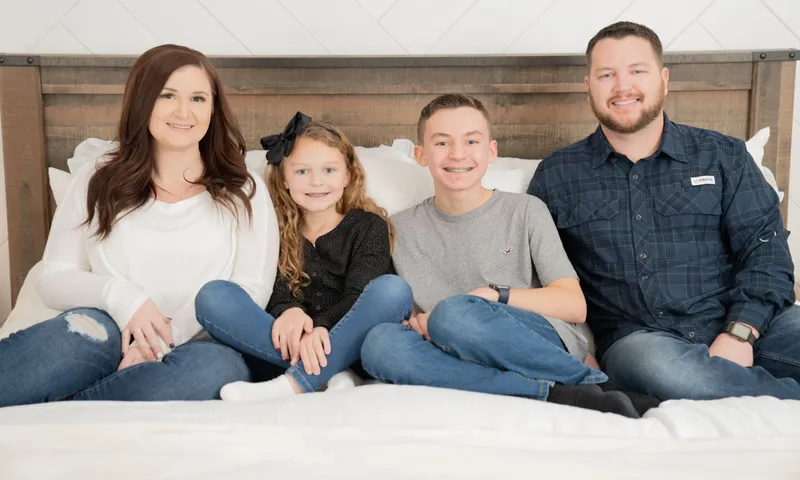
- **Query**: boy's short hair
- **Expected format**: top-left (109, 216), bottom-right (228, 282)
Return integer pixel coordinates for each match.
top-left (585, 21), bottom-right (663, 68)
top-left (417, 93), bottom-right (492, 144)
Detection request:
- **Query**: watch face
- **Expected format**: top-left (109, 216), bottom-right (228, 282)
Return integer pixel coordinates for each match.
top-left (731, 323), bottom-right (751, 340)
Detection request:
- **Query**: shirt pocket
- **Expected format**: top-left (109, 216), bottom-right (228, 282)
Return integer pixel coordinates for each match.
top-left (555, 198), bottom-right (620, 229)
top-left (555, 198), bottom-right (624, 267)
top-left (653, 179), bottom-right (722, 217)
top-left (653, 181), bottom-right (724, 259)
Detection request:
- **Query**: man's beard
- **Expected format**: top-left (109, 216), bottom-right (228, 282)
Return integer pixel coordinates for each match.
top-left (590, 89), bottom-right (665, 134)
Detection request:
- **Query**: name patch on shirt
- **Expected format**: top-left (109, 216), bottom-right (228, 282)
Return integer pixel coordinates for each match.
top-left (690, 175), bottom-right (716, 186)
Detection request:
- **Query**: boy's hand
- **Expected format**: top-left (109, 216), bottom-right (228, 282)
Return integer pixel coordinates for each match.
top-left (403, 312), bottom-right (430, 339)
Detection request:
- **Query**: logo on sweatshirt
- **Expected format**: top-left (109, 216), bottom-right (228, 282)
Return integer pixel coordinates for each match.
top-left (502, 246), bottom-right (513, 254)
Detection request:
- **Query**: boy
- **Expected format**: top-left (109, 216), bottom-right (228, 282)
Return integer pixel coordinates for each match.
top-left (360, 93), bottom-right (657, 417)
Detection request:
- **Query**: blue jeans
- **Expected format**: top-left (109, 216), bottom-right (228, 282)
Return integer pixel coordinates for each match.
top-left (0, 308), bottom-right (250, 407)
top-left (194, 274), bottom-right (412, 392)
top-left (601, 305), bottom-right (800, 400)
top-left (360, 294), bottom-right (607, 401)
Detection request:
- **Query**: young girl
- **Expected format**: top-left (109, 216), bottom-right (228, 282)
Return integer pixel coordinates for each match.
top-left (195, 114), bottom-right (412, 401)
top-left (0, 44), bottom-right (278, 406)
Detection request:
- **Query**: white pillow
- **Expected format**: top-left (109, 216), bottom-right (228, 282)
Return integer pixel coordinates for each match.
top-left (390, 139), bottom-right (416, 159)
top-left (745, 127), bottom-right (784, 202)
top-left (356, 145), bottom-right (434, 215)
top-left (245, 150), bottom-right (268, 178)
top-left (491, 156), bottom-right (541, 184)
top-left (0, 260), bottom-right (59, 339)
top-left (482, 168), bottom-right (526, 194)
top-left (67, 138), bottom-right (116, 174)
top-left (48, 168), bottom-right (73, 206)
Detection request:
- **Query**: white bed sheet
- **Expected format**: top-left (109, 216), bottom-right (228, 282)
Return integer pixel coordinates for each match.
top-left (1, 384), bottom-right (799, 479)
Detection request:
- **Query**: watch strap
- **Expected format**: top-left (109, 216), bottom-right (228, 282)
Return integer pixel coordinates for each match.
top-left (723, 322), bottom-right (757, 347)
top-left (489, 284), bottom-right (510, 304)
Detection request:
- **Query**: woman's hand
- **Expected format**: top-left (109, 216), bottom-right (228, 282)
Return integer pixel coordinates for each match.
top-left (117, 344), bottom-right (150, 371)
top-left (121, 299), bottom-right (175, 361)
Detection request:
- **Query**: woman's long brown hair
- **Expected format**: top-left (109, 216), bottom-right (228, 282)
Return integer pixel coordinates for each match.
top-left (266, 122), bottom-right (395, 299)
top-left (85, 44), bottom-right (254, 239)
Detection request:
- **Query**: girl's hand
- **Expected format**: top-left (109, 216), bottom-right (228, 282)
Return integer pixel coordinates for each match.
top-left (299, 327), bottom-right (331, 375)
top-left (272, 308), bottom-right (314, 363)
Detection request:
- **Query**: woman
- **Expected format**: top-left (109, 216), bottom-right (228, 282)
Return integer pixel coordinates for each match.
top-left (0, 44), bottom-right (278, 406)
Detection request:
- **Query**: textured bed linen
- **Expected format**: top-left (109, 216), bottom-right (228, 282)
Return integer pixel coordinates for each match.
top-left (0, 384), bottom-right (798, 479)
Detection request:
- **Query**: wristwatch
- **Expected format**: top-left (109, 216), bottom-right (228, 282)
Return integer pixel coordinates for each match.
top-left (488, 284), bottom-right (510, 304)
top-left (722, 322), bottom-right (757, 346)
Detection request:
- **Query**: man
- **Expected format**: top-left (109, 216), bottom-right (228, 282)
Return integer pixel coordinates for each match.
top-left (529, 21), bottom-right (800, 401)
top-left (360, 93), bottom-right (657, 417)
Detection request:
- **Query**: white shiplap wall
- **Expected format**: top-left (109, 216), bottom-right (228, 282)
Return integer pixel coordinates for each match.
top-left (1, 0), bottom-right (800, 317)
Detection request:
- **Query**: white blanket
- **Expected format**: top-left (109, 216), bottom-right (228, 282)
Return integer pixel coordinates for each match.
top-left (1, 384), bottom-right (798, 479)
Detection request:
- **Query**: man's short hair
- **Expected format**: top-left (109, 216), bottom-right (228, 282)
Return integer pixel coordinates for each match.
top-left (585, 21), bottom-right (663, 68)
top-left (417, 93), bottom-right (492, 144)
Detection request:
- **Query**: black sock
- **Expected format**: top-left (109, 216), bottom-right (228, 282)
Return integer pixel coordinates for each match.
top-left (597, 381), bottom-right (662, 416)
top-left (547, 383), bottom-right (641, 419)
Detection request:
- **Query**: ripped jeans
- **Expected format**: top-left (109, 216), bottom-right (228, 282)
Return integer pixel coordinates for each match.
top-left (0, 308), bottom-right (249, 407)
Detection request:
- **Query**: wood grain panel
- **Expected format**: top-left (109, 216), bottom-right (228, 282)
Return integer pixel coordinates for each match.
top-left (39, 62), bottom-right (753, 95)
top-left (0, 66), bottom-right (49, 304)
top-left (42, 89), bottom-right (750, 170)
top-left (748, 60), bottom-right (796, 223)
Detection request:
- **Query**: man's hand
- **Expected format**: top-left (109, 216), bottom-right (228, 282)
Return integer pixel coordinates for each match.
top-left (467, 286), bottom-right (500, 302)
top-left (403, 312), bottom-right (430, 340)
top-left (709, 333), bottom-right (754, 367)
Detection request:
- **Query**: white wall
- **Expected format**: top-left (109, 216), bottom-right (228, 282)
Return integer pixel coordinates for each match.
top-left (1, 0), bottom-right (800, 315)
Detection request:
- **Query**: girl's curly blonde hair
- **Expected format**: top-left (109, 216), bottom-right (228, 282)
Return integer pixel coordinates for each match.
top-left (266, 121), bottom-right (394, 300)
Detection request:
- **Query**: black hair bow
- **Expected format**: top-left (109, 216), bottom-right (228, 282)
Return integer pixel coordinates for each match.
top-left (260, 111), bottom-right (313, 166)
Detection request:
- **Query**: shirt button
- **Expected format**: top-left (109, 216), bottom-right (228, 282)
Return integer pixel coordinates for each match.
top-left (657, 311), bottom-right (664, 316)
top-left (635, 214), bottom-right (642, 221)
top-left (641, 275), bottom-right (649, 280)
top-left (316, 292), bottom-right (322, 297)
top-left (639, 253), bottom-right (647, 259)
top-left (315, 305), bottom-right (322, 311)
top-left (688, 331), bottom-right (695, 338)
top-left (632, 174), bottom-right (640, 180)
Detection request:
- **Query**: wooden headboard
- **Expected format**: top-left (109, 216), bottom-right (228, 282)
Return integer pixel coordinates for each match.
top-left (0, 51), bottom-right (796, 304)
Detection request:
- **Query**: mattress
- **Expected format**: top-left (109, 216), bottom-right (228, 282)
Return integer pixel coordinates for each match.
top-left (1, 384), bottom-right (798, 479)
